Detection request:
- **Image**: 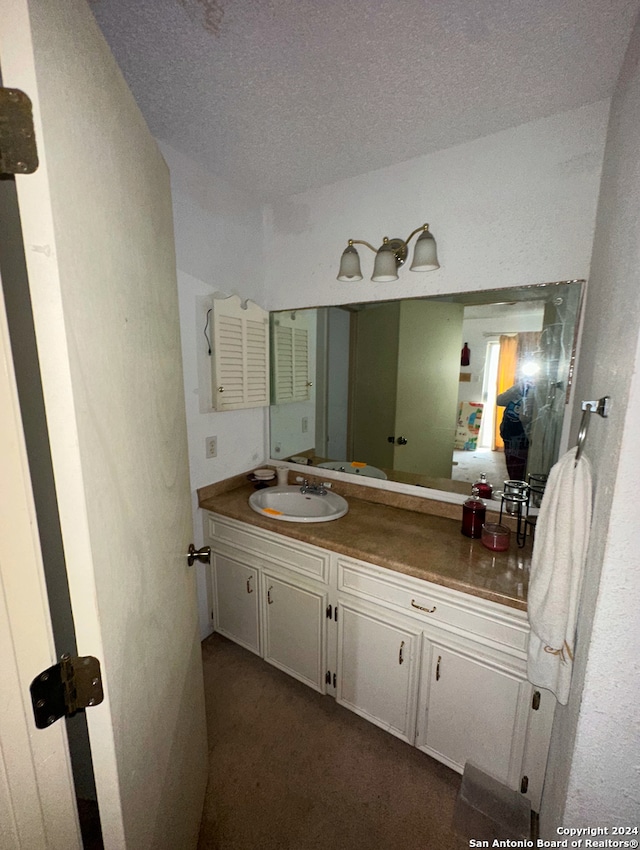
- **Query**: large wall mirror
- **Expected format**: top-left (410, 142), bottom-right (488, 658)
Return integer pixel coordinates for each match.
top-left (269, 281), bottom-right (583, 499)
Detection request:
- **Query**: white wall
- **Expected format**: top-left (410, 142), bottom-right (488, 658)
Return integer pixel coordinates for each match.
top-left (540, 12), bottom-right (640, 829)
top-left (263, 101), bottom-right (610, 312)
top-left (161, 142), bottom-right (269, 637)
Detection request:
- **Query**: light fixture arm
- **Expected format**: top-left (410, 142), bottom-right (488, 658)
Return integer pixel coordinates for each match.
top-left (404, 222), bottom-right (431, 245)
top-left (347, 238), bottom-right (378, 254)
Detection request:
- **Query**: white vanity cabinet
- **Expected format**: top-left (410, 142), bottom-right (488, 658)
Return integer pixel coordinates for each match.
top-left (261, 569), bottom-right (328, 692)
top-left (211, 551), bottom-right (261, 655)
top-left (336, 555), bottom-right (554, 811)
top-left (416, 632), bottom-right (531, 788)
top-left (203, 510), bottom-right (554, 811)
top-left (204, 512), bottom-right (331, 694)
top-left (336, 600), bottom-right (421, 744)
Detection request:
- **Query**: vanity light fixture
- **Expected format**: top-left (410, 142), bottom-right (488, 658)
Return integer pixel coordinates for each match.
top-left (337, 223), bottom-right (439, 282)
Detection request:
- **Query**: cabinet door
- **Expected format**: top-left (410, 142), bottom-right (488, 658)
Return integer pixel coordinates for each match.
top-left (271, 312), bottom-right (311, 404)
top-left (261, 572), bottom-right (327, 693)
top-left (337, 603), bottom-right (420, 744)
top-left (417, 637), bottom-right (529, 788)
top-left (212, 553), bottom-right (261, 655)
top-left (212, 295), bottom-right (269, 411)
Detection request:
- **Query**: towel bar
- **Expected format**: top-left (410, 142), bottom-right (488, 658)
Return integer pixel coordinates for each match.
top-left (575, 396), bottom-right (610, 466)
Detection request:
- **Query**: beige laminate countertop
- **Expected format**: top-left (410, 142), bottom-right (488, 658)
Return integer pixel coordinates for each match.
top-left (198, 478), bottom-right (530, 612)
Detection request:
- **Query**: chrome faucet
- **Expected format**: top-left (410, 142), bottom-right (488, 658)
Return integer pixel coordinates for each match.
top-left (296, 477), bottom-right (330, 496)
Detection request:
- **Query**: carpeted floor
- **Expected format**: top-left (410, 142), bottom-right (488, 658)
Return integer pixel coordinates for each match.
top-left (197, 633), bottom-right (469, 850)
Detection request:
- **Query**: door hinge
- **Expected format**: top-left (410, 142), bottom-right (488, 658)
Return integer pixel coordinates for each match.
top-left (0, 88), bottom-right (39, 175)
top-left (520, 775), bottom-right (529, 794)
top-left (532, 690), bottom-right (541, 711)
top-left (326, 604), bottom-right (332, 619)
top-left (30, 655), bottom-right (104, 729)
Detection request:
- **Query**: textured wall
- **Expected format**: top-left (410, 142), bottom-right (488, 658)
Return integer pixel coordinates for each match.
top-left (162, 142), bottom-right (268, 495)
top-left (162, 142), bottom-right (268, 637)
top-left (263, 101), bottom-right (609, 312)
top-left (540, 11), bottom-right (640, 830)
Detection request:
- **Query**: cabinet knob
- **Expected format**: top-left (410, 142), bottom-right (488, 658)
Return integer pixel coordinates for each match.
top-left (217, 386), bottom-right (224, 393)
top-left (396, 436), bottom-right (408, 446)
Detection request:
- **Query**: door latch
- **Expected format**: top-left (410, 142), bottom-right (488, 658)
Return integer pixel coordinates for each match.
top-left (186, 544), bottom-right (211, 566)
top-left (30, 655), bottom-right (104, 729)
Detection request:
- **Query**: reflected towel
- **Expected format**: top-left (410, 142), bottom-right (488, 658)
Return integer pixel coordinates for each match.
top-left (527, 446), bottom-right (592, 704)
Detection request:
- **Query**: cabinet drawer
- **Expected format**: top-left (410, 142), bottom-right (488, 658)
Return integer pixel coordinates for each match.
top-left (206, 513), bottom-right (330, 583)
top-left (337, 557), bottom-right (529, 654)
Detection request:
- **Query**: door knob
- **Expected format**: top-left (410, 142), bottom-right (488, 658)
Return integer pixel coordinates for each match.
top-left (396, 436), bottom-right (408, 445)
top-left (186, 544), bottom-right (211, 566)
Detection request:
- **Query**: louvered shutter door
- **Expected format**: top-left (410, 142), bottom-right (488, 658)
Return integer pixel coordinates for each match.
top-left (212, 296), bottom-right (269, 410)
top-left (293, 328), bottom-right (309, 401)
top-left (246, 318), bottom-right (269, 404)
top-left (272, 317), bottom-right (310, 404)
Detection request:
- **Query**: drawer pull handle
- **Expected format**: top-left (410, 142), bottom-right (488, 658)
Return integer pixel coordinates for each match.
top-left (268, 586), bottom-right (274, 604)
top-left (399, 640), bottom-right (405, 665)
top-left (246, 577), bottom-right (253, 594)
top-left (436, 655), bottom-right (441, 681)
top-left (411, 599), bottom-right (436, 613)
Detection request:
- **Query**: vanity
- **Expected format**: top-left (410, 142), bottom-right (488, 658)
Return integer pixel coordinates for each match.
top-left (198, 474), bottom-right (555, 812)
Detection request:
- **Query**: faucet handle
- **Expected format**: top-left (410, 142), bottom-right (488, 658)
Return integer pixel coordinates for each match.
top-left (321, 481), bottom-right (332, 489)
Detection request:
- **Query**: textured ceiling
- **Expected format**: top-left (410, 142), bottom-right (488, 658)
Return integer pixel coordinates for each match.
top-left (91, 0), bottom-right (640, 200)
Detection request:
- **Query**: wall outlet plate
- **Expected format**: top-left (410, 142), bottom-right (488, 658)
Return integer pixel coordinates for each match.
top-left (205, 436), bottom-right (217, 458)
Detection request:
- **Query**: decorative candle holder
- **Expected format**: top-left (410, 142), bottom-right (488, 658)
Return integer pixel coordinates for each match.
top-left (481, 523), bottom-right (511, 552)
top-left (495, 480), bottom-right (529, 548)
top-left (524, 472), bottom-right (548, 540)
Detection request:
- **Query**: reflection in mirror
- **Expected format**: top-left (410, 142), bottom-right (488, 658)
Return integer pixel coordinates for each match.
top-left (269, 281), bottom-right (583, 499)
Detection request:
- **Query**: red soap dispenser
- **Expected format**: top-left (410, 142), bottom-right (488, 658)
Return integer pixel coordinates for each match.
top-left (461, 487), bottom-right (486, 539)
top-left (473, 473), bottom-right (493, 500)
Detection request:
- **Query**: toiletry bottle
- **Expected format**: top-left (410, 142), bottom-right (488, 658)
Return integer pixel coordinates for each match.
top-left (461, 487), bottom-right (486, 539)
top-left (473, 472), bottom-right (493, 499)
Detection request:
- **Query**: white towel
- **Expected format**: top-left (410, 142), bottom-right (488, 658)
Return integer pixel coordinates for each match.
top-left (527, 446), bottom-right (593, 704)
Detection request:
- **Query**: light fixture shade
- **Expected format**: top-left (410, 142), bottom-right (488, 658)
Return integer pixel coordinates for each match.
top-left (337, 244), bottom-right (363, 281)
top-left (410, 229), bottom-right (439, 271)
top-left (371, 246), bottom-right (399, 282)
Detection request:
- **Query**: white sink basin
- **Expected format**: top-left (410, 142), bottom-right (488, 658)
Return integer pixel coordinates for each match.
top-left (317, 461), bottom-right (388, 480)
top-left (248, 485), bottom-right (348, 523)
